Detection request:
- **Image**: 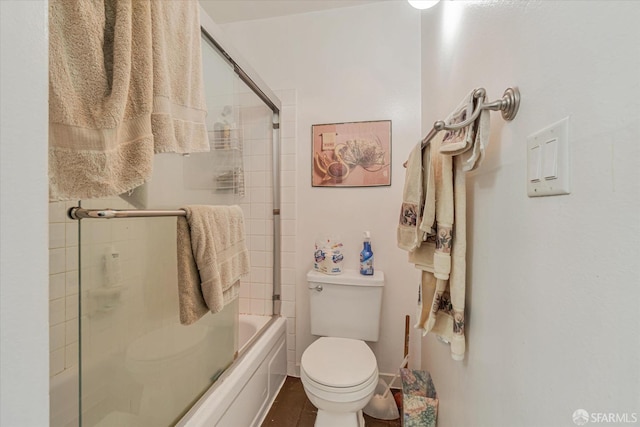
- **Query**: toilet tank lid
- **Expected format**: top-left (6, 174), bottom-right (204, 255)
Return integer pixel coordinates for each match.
top-left (307, 269), bottom-right (384, 287)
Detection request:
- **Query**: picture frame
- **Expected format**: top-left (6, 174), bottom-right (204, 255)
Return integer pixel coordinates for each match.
top-left (311, 120), bottom-right (391, 187)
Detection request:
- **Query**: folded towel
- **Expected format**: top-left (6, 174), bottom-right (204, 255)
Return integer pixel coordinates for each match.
top-left (48, 0), bottom-right (155, 201)
top-left (460, 98), bottom-right (490, 172)
top-left (177, 205), bottom-right (250, 325)
top-left (439, 91), bottom-right (476, 156)
top-left (150, 0), bottom-right (209, 154)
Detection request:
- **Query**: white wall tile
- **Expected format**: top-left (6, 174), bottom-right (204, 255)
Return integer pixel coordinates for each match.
top-left (250, 299), bottom-right (265, 315)
top-left (250, 283), bottom-right (266, 300)
top-left (65, 222), bottom-right (78, 247)
top-left (65, 271), bottom-right (79, 296)
top-left (65, 246), bottom-right (78, 271)
top-left (49, 202), bottom-right (67, 223)
top-left (281, 284), bottom-right (295, 302)
top-left (280, 203), bottom-right (296, 220)
top-left (49, 223), bottom-right (65, 249)
top-left (281, 301), bottom-right (295, 318)
top-left (65, 319), bottom-right (78, 344)
top-left (50, 348), bottom-right (65, 376)
top-left (281, 268), bottom-right (296, 285)
top-left (239, 283), bottom-right (251, 299)
top-left (65, 295), bottom-right (78, 321)
top-left (49, 298), bottom-right (65, 326)
top-left (49, 248), bottom-right (66, 275)
top-left (49, 273), bottom-right (65, 301)
top-left (50, 323), bottom-right (65, 351)
top-left (280, 171), bottom-right (296, 188)
top-left (239, 297), bottom-right (250, 314)
top-left (280, 219), bottom-right (296, 237)
top-left (64, 341), bottom-right (78, 369)
top-left (281, 137), bottom-right (297, 156)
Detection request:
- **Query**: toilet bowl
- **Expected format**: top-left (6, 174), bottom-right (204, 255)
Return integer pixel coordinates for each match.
top-left (301, 337), bottom-right (378, 427)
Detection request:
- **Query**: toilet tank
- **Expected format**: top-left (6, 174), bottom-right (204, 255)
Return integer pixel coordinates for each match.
top-left (307, 269), bottom-right (384, 342)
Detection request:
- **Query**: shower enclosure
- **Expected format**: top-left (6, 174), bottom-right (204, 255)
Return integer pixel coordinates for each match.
top-left (71, 25), bottom-right (281, 427)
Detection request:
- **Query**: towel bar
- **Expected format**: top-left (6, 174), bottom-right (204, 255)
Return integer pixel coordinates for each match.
top-left (419, 87), bottom-right (520, 149)
top-left (68, 207), bottom-right (186, 220)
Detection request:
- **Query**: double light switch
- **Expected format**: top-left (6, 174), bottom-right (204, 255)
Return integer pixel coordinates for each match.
top-left (527, 117), bottom-right (570, 197)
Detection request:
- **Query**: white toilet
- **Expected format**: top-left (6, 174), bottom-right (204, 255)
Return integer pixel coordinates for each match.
top-left (301, 269), bottom-right (385, 427)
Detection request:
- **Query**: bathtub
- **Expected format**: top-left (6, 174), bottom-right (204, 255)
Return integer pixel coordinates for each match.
top-left (177, 314), bottom-right (287, 427)
top-left (50, 314), bottom-right (287, 427)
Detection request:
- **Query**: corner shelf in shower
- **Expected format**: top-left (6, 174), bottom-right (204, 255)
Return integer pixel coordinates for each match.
top-left (182, 128), bottom-right (245, 195)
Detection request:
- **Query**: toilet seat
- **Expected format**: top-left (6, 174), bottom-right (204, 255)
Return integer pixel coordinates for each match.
top-left (301, 336), bottom-right (378, 404)
top-left (302, 337), bottom-right (377, 388)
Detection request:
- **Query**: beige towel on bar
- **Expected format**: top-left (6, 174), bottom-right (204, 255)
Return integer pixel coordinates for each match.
top-left (177, 205), bottom-right (250, 325)
top-left (420, 137), bottom-right (436, 239)
top-left (414, 156), bottom-right (467, 360)
top-left (460, 99), bottom-right (490, 172)
top-left (48, 0), bottom-right (155, 201)
top-left (432, 131), bottom-right (454, 281)
top-left (405, 134), bottom-right (467, 360)
top-left (150, 0), bottom-right (209, 154)
top-left (439, 91), bottom-right (476, 155)
top-left (398, 142), bottom-right (425, 251)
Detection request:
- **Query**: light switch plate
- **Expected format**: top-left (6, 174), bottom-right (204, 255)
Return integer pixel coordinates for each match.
top-left (527, 117), bottom-right (570, 197)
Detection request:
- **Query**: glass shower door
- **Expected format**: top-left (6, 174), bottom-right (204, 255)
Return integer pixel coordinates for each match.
top-left (78, 209), bottom-right (238, 427)
top-left (76, 32), bottom-right (276, 427)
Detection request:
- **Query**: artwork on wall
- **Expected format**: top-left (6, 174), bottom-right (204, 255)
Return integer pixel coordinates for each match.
top-left (312, 120), bottom-right (391, 187)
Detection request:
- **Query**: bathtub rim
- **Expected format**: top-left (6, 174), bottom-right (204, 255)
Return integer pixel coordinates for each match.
top-left (177, 314), bottom-right (286, 426)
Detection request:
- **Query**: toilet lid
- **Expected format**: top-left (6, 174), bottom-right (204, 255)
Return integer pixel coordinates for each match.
top-left (301, 337), bottom-right (377, 388)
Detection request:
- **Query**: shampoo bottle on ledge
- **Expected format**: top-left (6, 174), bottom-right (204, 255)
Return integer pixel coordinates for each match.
top-left (360, 231), bottom-right (374, 275)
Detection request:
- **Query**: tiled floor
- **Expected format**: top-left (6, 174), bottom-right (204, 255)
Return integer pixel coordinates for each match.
top-left (261, 376), bottom-right (402, 427)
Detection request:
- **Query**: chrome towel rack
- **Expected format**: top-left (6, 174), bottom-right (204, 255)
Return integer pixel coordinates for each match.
top-left (420, 87), bottom-right (520, 149)
top-left (68, 207), bottom-right (186, 220)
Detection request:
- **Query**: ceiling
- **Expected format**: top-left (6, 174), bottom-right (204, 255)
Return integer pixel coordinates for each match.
top-left (199, 0), bottom-right (390, 24)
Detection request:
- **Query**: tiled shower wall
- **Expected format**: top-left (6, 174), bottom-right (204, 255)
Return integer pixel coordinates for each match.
top-left (48, 201), bottom-right (80, 377)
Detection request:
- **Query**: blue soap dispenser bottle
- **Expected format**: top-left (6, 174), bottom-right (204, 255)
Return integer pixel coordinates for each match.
top-left (360, 231), bottom-right (374, 275)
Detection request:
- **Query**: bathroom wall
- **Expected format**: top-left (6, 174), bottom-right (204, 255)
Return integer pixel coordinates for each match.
top-left (220, 1), bottom-right (424, 375)
top-left (0, 1), bottom-right (50, 426)
top-left (418, 2), bottom-right (640, 426)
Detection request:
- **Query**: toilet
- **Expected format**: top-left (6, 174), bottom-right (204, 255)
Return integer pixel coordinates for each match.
top-left (301, 269), bottom-right (385, 427)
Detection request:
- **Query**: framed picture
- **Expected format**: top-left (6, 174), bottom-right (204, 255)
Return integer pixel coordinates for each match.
top-left (312, 120), bottom-right (391, 187)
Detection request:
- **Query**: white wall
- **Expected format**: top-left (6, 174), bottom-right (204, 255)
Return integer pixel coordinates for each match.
top-left (221, 1), bottom-right (424, 375)
top-left (0, 1), bottom-right (50, 425)
top-left (419, 1), bottom-right (640, 426)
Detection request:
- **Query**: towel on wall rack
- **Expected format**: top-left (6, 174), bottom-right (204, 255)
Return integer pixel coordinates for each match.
top-left (439, 91), bottom-right (476, 156)
top-left (399, 86), bottom-right (519, 359)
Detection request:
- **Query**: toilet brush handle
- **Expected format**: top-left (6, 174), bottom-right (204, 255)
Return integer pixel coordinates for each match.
top-left (381, 354), bottom-right (409, 399)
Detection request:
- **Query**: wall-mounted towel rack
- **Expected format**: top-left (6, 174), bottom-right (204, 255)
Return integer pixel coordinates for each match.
top-left (68, 207), bottom-right (186, 220)
top-left (419, 87), bottom-right (520, 149)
